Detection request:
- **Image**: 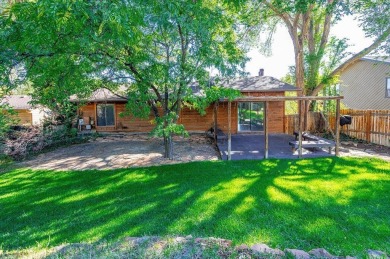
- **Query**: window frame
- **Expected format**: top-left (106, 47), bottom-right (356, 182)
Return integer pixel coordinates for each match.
top-left (386, 77), bottom-right (390, 98)
top-left (96, 103), bottom-right (115, 127)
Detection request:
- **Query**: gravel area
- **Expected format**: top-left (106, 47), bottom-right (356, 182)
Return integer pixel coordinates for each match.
top-left (21, 134), bottom-right (219, 171)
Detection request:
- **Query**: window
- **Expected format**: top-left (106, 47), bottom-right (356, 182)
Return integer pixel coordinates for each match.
top-left (387, 78), bottom-right (390, 98)
top-left (97, 104), bottom-right (115, 126)
top-left (238, 102), bottom-right (264, 132)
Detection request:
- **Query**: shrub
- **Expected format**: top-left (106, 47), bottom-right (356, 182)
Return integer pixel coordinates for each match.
top-left (4, 125), bottom-right (83, 159)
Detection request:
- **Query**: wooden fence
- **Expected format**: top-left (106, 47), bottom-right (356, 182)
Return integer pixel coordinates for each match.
top-left (337, 109), bottom-right (390, 147)
top-left (284, 112), bottom-right (326, 135)
top-left (284, 109), bottom-right (390, 147)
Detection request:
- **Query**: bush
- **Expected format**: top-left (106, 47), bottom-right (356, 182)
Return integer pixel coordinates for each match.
top-left (4, 125), bottom-right (83, 159)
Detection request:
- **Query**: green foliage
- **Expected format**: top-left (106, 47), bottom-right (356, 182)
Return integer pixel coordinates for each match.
top-left (250, 0), bottom-right (389, 99)
top-left (283, 35), bottom-right (350, 97)
top-left (0, 0), bottom-right (249, 158)
top-left (355, 0), bottom-right (390, 54)
top-left (0, 157), bottom-right (389, 257)
top-left (0, 104), bottom-right (18, 140)
top-left (187, 86), bottom-right (241, 116)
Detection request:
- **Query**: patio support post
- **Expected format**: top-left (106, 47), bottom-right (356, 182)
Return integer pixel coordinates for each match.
top-left (298, 100), bottom-right (303, 158)
top-left (213, 102), bottom-right (218, 144)
top-left (264, 101), bottom-right (269, 159)
top-left (335, 99), bottom-right (341, 156)
top-left (228, 100), bottom-right (232, 160)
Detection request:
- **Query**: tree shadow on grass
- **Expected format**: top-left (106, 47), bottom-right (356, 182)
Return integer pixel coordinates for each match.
top-left (0, 157), bottom-right (389, 257)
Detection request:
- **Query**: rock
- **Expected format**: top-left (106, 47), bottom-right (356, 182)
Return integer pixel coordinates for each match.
top-left (235, 244), bottom-right (250, 252)
top-left (251, 243), bottom-right (285, 257)
top-left (308, 248), bottom-right (334, 258)
top-left (195, 238), bottom-right (204, 243)
top-left (214, 238), bottom-right (232, 248)
top-left (285, 248), bottom-right (311, 259)
top-left (185, 235), bottom-right (193, 239)
top-left (132, 236), bottom-right (160, 245)
top-left (125, 237), bottom-right (138, 243)
top-left (54, 243), bottom-right (92, 255)
top-left (174, 236), bottom-right (187, 243)
top-left (367, 250), bottom-right (389, 258)
top-left (194, 237), bottom-right (231, 249)
top-left (345, 256), bottom-right (357, 259)
top-left (251, 243), bottom-right (272, 253)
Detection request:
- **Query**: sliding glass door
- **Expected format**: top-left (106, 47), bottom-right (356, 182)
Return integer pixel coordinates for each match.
top-left (97, 104), bottom-right (115, 126)
top-left (238, 102), bottom-right (264, 132)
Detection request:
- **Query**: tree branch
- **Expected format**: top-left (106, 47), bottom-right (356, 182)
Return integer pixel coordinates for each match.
top-left (310, 25), bottom-right (390, 96)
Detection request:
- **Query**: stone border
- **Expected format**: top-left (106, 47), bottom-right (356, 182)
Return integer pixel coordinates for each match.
top-left (13, 236), bottom-right (387, 259)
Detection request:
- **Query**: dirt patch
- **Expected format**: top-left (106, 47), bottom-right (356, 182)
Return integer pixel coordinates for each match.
top-left (339, 141), bottom-right (390, 162)
top-left (19, 133), bottom-right (390, 171)
top-left (21, 134), bottom-right (220, 171)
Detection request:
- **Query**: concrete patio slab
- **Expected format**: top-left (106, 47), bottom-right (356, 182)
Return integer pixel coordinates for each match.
top-left (217, 134), bottom-right (333, 160)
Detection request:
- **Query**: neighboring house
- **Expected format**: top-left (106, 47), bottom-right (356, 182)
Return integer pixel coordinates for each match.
top-left (339, 56), bottom-right (390, 110)
top-left (1, 95), bottom-right (49, 126)
top-left (74, 74), bottom-right (300, 134)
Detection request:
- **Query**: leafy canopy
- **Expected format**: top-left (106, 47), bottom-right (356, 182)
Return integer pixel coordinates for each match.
top-left (1, 0), bottom-right (248, 150)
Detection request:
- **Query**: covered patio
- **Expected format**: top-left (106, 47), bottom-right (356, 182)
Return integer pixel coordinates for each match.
top-left (217, 134), bottom-right (333, 160)
top-left (214, 95), bottom-right (343, 160)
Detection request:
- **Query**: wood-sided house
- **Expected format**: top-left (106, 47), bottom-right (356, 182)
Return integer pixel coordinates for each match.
top-left (1, 95), bottom-right (49, 126)
top-left (74, 75), bottom-right (300, 134)
top-left (339, 56), bottom-right (390, 110)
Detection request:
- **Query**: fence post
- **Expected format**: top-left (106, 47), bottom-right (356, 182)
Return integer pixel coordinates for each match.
top-left (366, 111), bottom-right (372, 142)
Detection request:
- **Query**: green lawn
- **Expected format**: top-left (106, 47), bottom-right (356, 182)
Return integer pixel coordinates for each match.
top-left (0, 157), bottom-right (389, 257)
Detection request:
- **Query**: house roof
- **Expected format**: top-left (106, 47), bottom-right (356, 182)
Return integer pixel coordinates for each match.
top-left (1, 95), bottom-right (32, 109)
top-left (361, 56), bottom-right (390, 65)
top-left (70, 88), bottom-right (128, 102)
top-left (223, 76), bottom-right (300, 92)
top-left (73, 76), bottom-right (299, 102)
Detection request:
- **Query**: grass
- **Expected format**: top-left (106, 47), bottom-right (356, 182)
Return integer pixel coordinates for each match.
top-left (0, 157), bottom-right (389, 257)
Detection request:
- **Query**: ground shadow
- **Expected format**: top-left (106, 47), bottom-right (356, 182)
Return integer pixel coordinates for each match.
top-left (0, 157), bottom-right (389, 257)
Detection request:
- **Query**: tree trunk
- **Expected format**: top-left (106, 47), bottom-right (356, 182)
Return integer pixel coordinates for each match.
top-left (164, 134), bottom-right (174, 160)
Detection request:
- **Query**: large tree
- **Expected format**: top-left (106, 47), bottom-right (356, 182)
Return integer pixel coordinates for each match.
top-left (1, 0), bottom-right (247, 159)
top-left (242, 0), bottom-right (389, 130)
top-left (249, 0), bottom-right (390, 96)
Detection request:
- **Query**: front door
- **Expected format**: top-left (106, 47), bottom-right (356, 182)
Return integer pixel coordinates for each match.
top-left (238, 102), bottom-right (264, 132)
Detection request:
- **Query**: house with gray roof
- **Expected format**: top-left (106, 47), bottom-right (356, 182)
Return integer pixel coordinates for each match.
top-left (75, 73), bottom-right (300, 134)
top-left (339, 56), bottom-right (390, 110)
top-left (1, 95), bottom-right (49, 126)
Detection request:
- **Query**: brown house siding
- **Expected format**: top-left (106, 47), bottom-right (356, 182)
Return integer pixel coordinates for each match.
top-left (179, 102), bottom-right (239, 133)
top-left (13, 109), bottom-right (33, 125)
top-left (78, 91), bottom-right (286, 134)
top-left (79, 102), bottom-right (155, 132)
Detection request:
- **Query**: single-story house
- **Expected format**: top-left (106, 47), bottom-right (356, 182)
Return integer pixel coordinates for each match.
top-left (339, 56), bottom-right (390, 110)
top-left (75, 74), bottom-right (300, 134)
top-left (1, 95), bottom-right (49, 126)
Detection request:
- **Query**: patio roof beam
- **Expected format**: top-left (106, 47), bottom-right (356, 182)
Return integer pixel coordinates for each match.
top-left (298, 100), bottom-right (303, 158)
top-left (228, 101), bottom-right (232, 160)
top-left (222, 95), bottom-right (343, 160)
top-left (221, 96), bottom-right (343, 102)
top-left (335, 99), bottom-right (341, 156)
top-left (264, 101), bottom-right (269, 159)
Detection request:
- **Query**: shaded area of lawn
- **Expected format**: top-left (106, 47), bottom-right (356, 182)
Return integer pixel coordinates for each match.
top-left (0, 157), bottom-right (389, 256)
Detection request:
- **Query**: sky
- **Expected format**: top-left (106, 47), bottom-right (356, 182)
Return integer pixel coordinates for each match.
top-left (245, 15), bottom-right (375, 79)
